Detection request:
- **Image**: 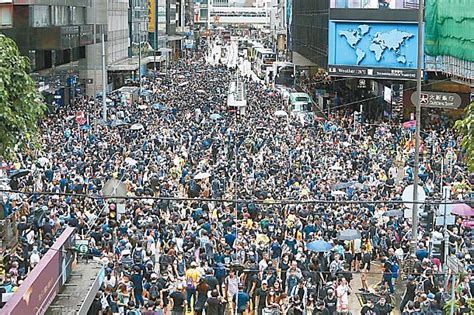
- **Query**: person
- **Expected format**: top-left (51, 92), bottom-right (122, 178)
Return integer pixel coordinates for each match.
top-left (205, 289), bottom-right (225, 315)
top-left (374, 296), bottom-right (392, 315)
top-left (336, 277), bottom-right (351, 313)
top-left (360, 299), bottom-right (377, 315)
top-left (312, 300), bottom-right (331, 315)
top-left (323, 289), bottom-right (337, 314)
top-left (169, 284), bottom-right (186, 315)
top-left (233, 284), bottom-right (250, 315)
top-left (255, 280), bottom-right (269, 315)
top-left (185, 261), bottom-right (200, 312)
top-left (194, 278), bottom-right (209, 315)
top-left (400, 275), bottom-right (417, 311)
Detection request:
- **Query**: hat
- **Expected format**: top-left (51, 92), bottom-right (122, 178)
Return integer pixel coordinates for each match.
top-left (190, 261), bottom-right (198, 267)
top-left (122, 249), bottom-right (131, 256)
top-left (261, 280), bottom-right (268, 285)
top-left (427, 293), bottom-right (435, 300)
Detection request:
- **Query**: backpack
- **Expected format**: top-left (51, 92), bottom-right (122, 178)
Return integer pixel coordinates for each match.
top-left (392, 261), bottom-right (399, 279)
top-left (149, 284), bottom-right (159, 300)
top-left (186, 277), bottom-right (195, 290)
top-left (215, 263), bottom-right (226, 279)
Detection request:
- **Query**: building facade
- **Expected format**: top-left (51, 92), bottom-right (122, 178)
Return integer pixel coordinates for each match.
top-left (292, 0), bottom-right (329, 68)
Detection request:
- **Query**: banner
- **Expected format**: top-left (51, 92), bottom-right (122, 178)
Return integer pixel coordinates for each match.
top-left (148, 0), bottom-right (156, 33)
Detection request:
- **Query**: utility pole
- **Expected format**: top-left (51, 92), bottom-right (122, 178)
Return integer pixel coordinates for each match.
top-left (410, 0), bottom-right (424, 257)
top-left (101, 33), bottom-right (107, 121)
top-left (138, 22), bottom-right (142, 96)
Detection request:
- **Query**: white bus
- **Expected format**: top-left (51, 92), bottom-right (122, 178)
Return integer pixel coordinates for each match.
top-left (254, 48), bottom-right (276, 79)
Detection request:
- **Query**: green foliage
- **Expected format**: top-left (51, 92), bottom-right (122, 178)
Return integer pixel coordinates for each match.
top-left (0, 34), bottom-right (46, 159)
top-left (455, 101), bottom-right (474, 172)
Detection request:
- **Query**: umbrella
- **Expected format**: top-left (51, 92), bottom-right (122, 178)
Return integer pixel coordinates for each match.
top-left (178, 81), bottom-right (189, 87)
top-left (314, 116), bottom-right (326, 122)
top-left (451, 203), bottom-right (474, 217)
top-left (138, 104), bottom-right (148, 110)
top-left (352, 183), bottom-right (367, 189)
top-left (274, 110), bottom-right (288, 117)
top-left (337, 229), bottom-right (361, 241)
top-left (110, 119), bottom-right (128, 127)
top-left (255, 234), bottom-right (270, 244)
top-left (461, 220), bottom-right (474, 228)
top-left (210, 113), bottom-right (222, 120)
top-left (331, 190), bottom-right (347, 196)
top-left (152, 103), bottom-right (168, 111)
top-left (194, 172), bottom-right (211, 180)
top-left (332, 181), bottom-right (355, 190)
top-left (124, 158), bottom-right (138, 166)
top-left (130, 123), bottom-right (144, 131)
top-left (37, 157), bottom-right (49, 167)
top-left (402, 120), bottom-right (416, 129)
top-left (80, 124), bottom-right (91, 130)
top-left (329, 165), bottom-right (343, 171)
top-left (382, 210), bottom-right (404, 217)
top-left (196, 89), bottom-right (206, 94)
top-left (9, 169), bottom-right (30, 179)
top-left (307, 240), bottom-right (333, 253)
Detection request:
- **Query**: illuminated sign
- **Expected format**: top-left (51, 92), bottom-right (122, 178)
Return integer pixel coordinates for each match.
top-left (328, 21), bottom-right (421, 80)
top-left (148, 0), bottom-right (156, 32)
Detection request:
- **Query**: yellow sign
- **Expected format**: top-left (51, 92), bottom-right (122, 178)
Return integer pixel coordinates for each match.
top-left (148, 0), bottom-right (155, 33)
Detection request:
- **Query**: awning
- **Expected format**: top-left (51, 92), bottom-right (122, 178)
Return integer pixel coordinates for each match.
top-left (292, 52), bottom-right (318, 67)
top-left (167, 35), bottom-right (185, 41)
top-left (108, 55), bottom-right (165, 71)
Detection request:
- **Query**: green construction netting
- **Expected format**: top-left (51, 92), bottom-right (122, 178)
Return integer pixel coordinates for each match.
top-left (425, 0), bottom-right (474, 62)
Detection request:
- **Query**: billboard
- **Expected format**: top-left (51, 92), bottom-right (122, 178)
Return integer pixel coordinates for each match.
top-left (328, 21), bottom-right (420, 79)
top-left (330, 0), bottom-right (419, 9)
top-left (148, 0), bottom-right (156, 32)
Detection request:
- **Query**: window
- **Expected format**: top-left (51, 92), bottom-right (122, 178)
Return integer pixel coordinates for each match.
top-left (31, 5), bottom-right (50, 27)
top-left (70, 7), bottom-right (85, 25)
top-left (0, 6), bottom-right (12, 27)
top-left (51, 6), bottom-right (70, 26)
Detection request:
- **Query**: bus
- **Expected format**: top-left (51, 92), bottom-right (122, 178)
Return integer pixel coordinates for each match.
top-left (272, 62), bottom-right (295, 88)
top-left (247, 41), bottom-right (264, 63)
top-left (254, 48), bottom-right (276, 79)
top-left (288, 92), bottom-right (313, 117)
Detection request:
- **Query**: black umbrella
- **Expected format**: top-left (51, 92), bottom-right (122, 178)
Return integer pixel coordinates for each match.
top-left (9, 169), bottom-right (30, 179)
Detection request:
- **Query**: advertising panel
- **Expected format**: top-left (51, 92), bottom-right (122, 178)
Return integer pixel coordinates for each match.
top-left (328, 21), bottom-right (420, 79)
top-left (330, 0), bottom-right (419, 9)
top-left (2, 227), bottom-right (76, 315)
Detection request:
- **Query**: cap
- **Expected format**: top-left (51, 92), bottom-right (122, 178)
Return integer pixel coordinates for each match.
top-left (190, 261), bottom-right (198, 267)
top-left (261, 280), bottom-right (268, 285)
top-left (427, 293), bottom-right (435, 300)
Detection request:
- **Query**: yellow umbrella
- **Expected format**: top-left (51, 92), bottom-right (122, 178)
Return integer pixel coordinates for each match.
top-left (256, 234), bottom-right (270, 244)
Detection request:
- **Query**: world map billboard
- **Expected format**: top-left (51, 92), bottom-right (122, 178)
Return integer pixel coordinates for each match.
top-left (328, 21), bottom-right (421, 79)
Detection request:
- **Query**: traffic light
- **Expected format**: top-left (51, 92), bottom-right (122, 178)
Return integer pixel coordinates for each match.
top-left (108, 203), bottom-right (117, 228)
top-left (419, 206), bottom-right (434, 231)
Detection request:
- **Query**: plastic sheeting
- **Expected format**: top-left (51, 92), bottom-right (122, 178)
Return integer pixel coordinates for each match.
top-left (425, 0), bottom-right (474, 62)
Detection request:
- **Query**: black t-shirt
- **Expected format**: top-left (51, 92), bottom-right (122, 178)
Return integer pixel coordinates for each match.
top-left (205, 275), bottom-right (219, 290)
top-left (170, 291), bottom-right (186, 311)
top-left (361, 305), bottom-right (377, 315)
top-left (374, 303), bottom-right (392, 315)
top-left (312, 307), bottom-right (331, 315)
top-left (256, 288), bottom-right (268, 308)
top-left (324, 296), bottom-right (337, 314)
top-left (206, 297), bottom-right (221, 314)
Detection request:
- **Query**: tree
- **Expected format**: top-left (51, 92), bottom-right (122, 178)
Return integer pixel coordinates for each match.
top-left (455, 101), bottom-right (474, 172)
top-left (0, 34), bottom-right (46, 158)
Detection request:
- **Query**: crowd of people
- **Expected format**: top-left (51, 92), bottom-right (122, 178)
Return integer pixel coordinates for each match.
top-left (0, 41), bottom-right (473, 315)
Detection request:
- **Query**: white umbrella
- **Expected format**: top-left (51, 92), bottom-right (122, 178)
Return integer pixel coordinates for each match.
top-left (130, 123), bottom-right (144, 131)
top-left (124, 158), bottom-right (138, 166)
top-left (274, 110), bottom-right (288, 118)
top-left (178, 81), bottom-right (189, 87)
top-left (138, 105), bottom-right (148, 110)
top-left (196, 89), bottom-right (206, 94)
top-left (194, 172), bottom-right (211, 180)
top-left (329, 165), bottom-right (343, 171)
top-left (37, 157), bottom-right (49, 167)
top-left (331, 190), bottom-right (347, 196)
